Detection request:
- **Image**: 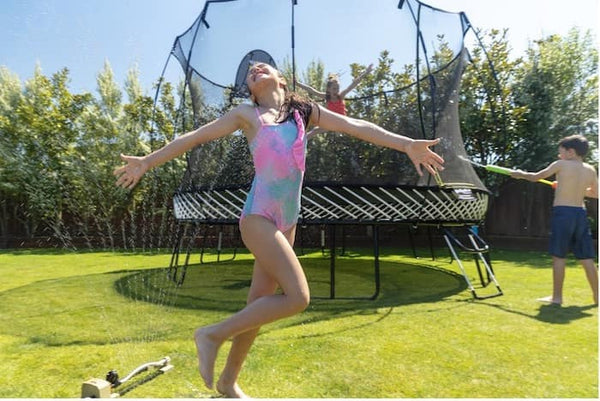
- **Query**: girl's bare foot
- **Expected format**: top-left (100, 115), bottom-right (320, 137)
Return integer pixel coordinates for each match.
top-left (217, 380), bottom-right (249, 398)
top-left (194, 327), bottom-right (221, 389)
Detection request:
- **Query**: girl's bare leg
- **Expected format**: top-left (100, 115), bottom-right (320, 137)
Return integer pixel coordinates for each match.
top-left (216, 226), bottom-right (297, 398)
top-left (215, 266), bottom-right (273, 398)
top-left (195, 216), bottom-right (308, 389)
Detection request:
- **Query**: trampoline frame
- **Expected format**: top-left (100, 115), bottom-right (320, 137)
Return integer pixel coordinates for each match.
top-left (168, 183), bottom-right (503, 300)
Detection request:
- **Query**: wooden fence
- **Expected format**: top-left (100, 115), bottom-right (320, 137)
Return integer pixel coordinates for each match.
top-left (484, 180), bottom-right (598, 250)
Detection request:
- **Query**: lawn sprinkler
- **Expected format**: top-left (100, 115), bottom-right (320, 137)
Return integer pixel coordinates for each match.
top-left (81, 356), bottom-right (173, 398)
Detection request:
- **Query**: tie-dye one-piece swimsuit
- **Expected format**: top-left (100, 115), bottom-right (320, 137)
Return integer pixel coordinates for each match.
top-left (240, 107), bottom-right (307, 232)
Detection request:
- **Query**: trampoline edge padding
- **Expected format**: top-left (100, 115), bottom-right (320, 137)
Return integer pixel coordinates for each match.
top-left (173, 183), bottom-right (489, 226)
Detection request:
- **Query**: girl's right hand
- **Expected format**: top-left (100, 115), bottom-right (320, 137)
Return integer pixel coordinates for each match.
top-left (113, 154), bottom-right (148, 190)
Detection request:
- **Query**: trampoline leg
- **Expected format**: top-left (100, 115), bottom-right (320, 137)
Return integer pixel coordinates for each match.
top-left (370, 225), bottom-right (381, 300)
top-left (216, 231), bottom-right (223, 262)
top-left (232, 226), bottom-right (240, 260)
top-left (168, 223), bottom-right (185, 282)
top-left (329, 225), bottom-right (336, 299)
top-left (199, 224), bottom-right (209, 264)
top-left (176, 223), bottom-right (201, 286)
top-left (427, 227), bottom-right (436, 261)
top-left (198, 225), bottom-right (238, 264)
top-left (321, 227), bottom-right (327, 257)
top-left (297, 224), bottom-right (305, 256)
top-left (316, 224), bottom-right (380, 301)
top-left (408, 225), bottom-right (418, 258)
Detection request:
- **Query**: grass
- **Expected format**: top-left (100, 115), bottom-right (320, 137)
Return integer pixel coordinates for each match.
top-left (0, 245), bottom-right (597, 398)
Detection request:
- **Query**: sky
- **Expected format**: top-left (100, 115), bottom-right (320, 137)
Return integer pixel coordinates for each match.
top-left (0, 0), bottom-right (597, 95)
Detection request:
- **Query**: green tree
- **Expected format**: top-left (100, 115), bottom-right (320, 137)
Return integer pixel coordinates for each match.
top-left (459, 29), bottom-right (527, 189)
top-left (0, 67), bottom-right (25, 245)
top-left (512, 27), bottom-right (598, 170)
top-left (66, 62), bottom-right (130, 248)
top-left (8, 66), bottom-right (93, 245)
top-left (0, 61), bottom-right (185, 249)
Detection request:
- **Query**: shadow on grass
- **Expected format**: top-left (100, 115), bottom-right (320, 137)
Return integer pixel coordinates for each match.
top-left (114, 257), bottom-right (467, 314)
top-left (111, 257), bottom-right (468, 339)
top-left (535, 303), bottom-right (597, 324)
top-left (0, 256), bottom-right (466, 346)
top-left (472, 300), bottom-right (597, 324)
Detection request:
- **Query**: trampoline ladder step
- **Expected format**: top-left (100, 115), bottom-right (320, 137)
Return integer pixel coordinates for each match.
top-left (442, 227), bottom-right (503, 300)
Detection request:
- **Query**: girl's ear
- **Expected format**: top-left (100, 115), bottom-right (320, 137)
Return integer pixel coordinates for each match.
top-left (278, 74), bottom-right (287, 90)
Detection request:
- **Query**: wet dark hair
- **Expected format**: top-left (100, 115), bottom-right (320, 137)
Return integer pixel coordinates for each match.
top-left (278, 91), bottom-right (317, 128)
top-left (559, 134), bottom-right (589, 157)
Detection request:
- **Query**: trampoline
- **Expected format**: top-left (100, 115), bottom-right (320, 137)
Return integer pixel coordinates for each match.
top-left (156, 0), bottom-right (505, 300)
top-left (168, 182), bottom-right (501, 299)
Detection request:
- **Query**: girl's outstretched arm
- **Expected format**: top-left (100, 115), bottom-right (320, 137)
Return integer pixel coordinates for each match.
top-left (295, 81), bottom-right (326, 98)
top-left (312, 104), bottom-right (444, 176)
top-left (339, 64), bottom-right (373, 98)
top-left (114, 106), bottom-right (248, 189)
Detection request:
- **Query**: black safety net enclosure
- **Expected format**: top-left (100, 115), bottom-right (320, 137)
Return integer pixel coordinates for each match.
top-left (165, 0), bottom-right (503, 299)
top-left (170, 0), bottom-right (487, 191)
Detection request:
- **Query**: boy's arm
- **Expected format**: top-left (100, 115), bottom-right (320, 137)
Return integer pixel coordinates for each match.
top-left (510, 161), bottom-right (560, 182)
top-left (585, 165), bottom-right (598, 198)
top-left (339, 64), bottom-right (373, 98)
top-left (295, 81), bottom-right (325, 98)
top-left (586, 184), bottom-right (598, 198)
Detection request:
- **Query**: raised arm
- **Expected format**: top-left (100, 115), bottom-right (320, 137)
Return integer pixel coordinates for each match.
top-left (311, 104), bottom-right (444, 176)
top-left (295, 81), bottom-right (326, 99)
top-left (114, 106), bottom-right (247, 189)
top-left (339, 64), bottom-right (373, 98)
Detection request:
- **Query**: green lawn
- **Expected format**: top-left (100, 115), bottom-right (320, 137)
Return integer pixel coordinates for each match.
top-left (0, 246), bottom-right (597, 398)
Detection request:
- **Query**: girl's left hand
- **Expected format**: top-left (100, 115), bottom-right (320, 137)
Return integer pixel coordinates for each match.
top-left (406, 138), bottom-right (445, 176)
top-left (113, 154), bottom-right (148, 190)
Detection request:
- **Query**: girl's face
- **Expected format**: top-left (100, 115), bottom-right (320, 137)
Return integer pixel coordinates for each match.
top-left (246, 63), bottom-right (285, 95)
top-left (326, 80), bottom-right (340, 95)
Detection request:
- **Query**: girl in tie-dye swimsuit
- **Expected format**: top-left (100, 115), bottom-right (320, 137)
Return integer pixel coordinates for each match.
top-left (241, 108), bottom-right (307, 232)
top-left (115, 61), bottom-right (444, 399)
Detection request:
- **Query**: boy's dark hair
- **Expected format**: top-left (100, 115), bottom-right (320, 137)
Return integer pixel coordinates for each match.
top-left (559, 134), bottom-right (589, 157)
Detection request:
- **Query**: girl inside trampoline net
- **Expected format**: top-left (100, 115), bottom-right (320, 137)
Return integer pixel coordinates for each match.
top-left (296, 63), bottom-right (373, 116)
top-left (295, 64), bottom-right (373, 137)
top-left (113, 62), bottom-right (444, 398)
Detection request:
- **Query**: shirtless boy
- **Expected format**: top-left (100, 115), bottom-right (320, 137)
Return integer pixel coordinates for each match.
top-left (511, 134), bottom-right (598, 305)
